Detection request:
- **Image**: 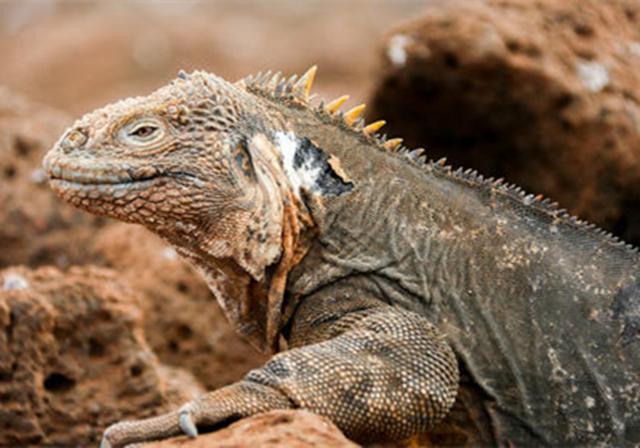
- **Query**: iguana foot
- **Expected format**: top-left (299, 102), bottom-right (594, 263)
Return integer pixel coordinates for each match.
top-left (100, 382), bottom-right (293, 447)
top-left (100, 410), bottom-right (183, 448)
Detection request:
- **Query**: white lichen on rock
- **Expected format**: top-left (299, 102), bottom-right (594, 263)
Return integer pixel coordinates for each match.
top-left (576, 60), bottom-right (609, 92)
top-left (387, 34), bottom-right (413, 67)
top-left (162, 247), bottom-right (178, 261)
top-left (3, 273), bottom-right (29, 291)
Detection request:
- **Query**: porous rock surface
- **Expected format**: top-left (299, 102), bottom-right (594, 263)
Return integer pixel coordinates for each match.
top-left (147, 410), bottom-right (359, 448)
top-left (0, 266), bottom-right (204, 446)
top-left (369, 0), bottom-right (640, 245)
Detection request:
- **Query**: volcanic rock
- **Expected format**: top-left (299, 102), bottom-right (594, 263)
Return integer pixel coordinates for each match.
top-left (369, 0), bottom-right (640, 245)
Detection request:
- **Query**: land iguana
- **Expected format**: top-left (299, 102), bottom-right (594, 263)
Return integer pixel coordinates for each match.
top-left (43, 67), bottom-right (640, 447)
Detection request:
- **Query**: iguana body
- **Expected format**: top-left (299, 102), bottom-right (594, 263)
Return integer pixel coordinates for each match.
top-left (43, 68), bottom-right (640, 447)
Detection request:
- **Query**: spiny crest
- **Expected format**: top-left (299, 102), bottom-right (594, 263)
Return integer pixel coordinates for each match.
top-left (243, 66), bottom-right (317, 104)
top-left (244, 66), bottom-right (414, 158)
top-left (244, 66), bottom-right (637, 253)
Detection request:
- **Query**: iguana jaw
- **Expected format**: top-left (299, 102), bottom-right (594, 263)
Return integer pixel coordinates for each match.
top-left (45, 157), bottom-right (200, 203)
top-left (45, 159), bottom-right (163, 185)
top-left (43, 146), bottom-right (203, 228)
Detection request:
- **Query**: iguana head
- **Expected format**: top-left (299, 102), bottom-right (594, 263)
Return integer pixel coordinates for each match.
top-left (45, 70), bottom-right (279, 255)
top-left (43, 69), bottom-right (323, 351)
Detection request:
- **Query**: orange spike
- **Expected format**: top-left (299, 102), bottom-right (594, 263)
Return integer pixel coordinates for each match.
top-left (324, 95), bottom-right (349, 114)
top-left (363, 120), bottom-right (386, 135)
top-left (295, 65), bottom-right (317, 99)
top-left (383, 138), bottom-right (403, 151)
top-left (344, 104), bottom-right (366, 126)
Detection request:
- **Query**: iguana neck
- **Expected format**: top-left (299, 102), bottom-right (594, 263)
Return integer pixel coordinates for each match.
top-left (170, 130), bottom-right (317, 353)
top-left (175, 201), bottom-right (313, 354)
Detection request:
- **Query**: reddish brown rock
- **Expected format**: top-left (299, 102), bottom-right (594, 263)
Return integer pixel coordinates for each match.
top-left (147, 410), bottom-right (359, 448)
top-left (0, 266), bottom-right (204, 446)
top-left (91, 223), bottom-right (269, 390)
top-left (0, 3), bottom-right (423, 117)
top-left (369, 0), bottom-right (640, 246)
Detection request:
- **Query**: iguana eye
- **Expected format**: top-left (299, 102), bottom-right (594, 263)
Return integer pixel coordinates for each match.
top-left (121, 117), bottom-right (166, 146)
top-left (129, 125), bottom-right (158, 139)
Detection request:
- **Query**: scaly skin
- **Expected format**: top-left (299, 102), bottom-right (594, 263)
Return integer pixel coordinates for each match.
top-left (44, 68), bottom-right (640, 447)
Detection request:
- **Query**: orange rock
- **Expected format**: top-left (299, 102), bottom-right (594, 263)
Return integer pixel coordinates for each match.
top-left (146, 410), bottom-right (359, 448)
top-left (0, 266), bottom-right (203, 446)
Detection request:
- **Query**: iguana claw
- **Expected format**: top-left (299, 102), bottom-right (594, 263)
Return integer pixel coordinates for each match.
top-left (99, 438), bottom-right (112, 448)
top-left (179, 408), bottom-right (198, 438)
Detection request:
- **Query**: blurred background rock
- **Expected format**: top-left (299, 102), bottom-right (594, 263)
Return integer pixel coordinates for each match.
top-left (368, 0), bottom-right (640, 247)
top-left (0, 0), bottom-right (424, 115)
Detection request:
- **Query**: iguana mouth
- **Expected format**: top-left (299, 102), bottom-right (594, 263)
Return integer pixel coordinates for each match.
top-left (47, 163), bottom-right (161, 185)
top-left (46, 163), bottom-right (198, 187)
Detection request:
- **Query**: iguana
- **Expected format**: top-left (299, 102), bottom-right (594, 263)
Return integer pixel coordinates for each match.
top-left (43, 67), bottom-right (640, 447)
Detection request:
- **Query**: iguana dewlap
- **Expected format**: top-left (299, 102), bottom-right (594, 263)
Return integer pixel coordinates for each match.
top-left (43, 67), bottom-right (640, 447)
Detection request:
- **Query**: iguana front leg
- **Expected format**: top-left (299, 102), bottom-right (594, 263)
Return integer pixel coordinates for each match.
top-left (101, 296), bottom-right (459, 447)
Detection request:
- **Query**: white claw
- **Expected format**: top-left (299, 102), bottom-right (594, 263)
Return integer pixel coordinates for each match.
top-left (99, 437), bottom-right (112, 448)
top-left (179, 410), bottom-right (198, 438)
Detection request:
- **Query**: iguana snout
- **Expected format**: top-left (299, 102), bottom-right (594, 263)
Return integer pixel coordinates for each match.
top-left (44, 73), bottom-right (264, 240)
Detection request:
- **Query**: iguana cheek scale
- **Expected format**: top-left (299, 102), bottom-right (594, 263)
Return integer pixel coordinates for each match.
top-left (43, 66), bottom-right (640, 447)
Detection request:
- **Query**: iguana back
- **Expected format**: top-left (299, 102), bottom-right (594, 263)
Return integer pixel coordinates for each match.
top-left (279, 97), bottom-right (640, 445)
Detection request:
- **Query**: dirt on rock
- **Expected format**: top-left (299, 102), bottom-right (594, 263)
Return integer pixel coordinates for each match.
top-left (146, 410), bottom-right (359, 448)
top-left (0, 266), bottom-right (204, 446)
top-left (369, 0), bottom-right (640, 246)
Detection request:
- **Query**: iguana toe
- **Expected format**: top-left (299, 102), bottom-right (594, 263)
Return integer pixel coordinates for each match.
top-left (179, 408), bottom-right (199, 438)
top-left (98, 411), bottom-right (183, 447)
top-left (99, 436), bottom-right (112, 448)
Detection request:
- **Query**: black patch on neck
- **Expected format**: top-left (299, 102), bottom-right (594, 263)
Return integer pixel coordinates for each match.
top-left (293, 137), bottom-right (353, 196)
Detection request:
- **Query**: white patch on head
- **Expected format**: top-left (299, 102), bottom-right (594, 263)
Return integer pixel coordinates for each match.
top-left (387, 34), bottom-right (413, 67)
top-left (274, 131), bottom-right (321, 196)
top-left (576, 60), bottom-right (609, 92)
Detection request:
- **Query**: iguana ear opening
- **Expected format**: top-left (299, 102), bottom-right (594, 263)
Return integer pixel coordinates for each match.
top-left (231, 138), bottom-right (257, 182)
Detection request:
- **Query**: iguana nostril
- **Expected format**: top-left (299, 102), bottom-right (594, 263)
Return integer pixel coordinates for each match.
top-left (61, 128), bottom-right (88, 153)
